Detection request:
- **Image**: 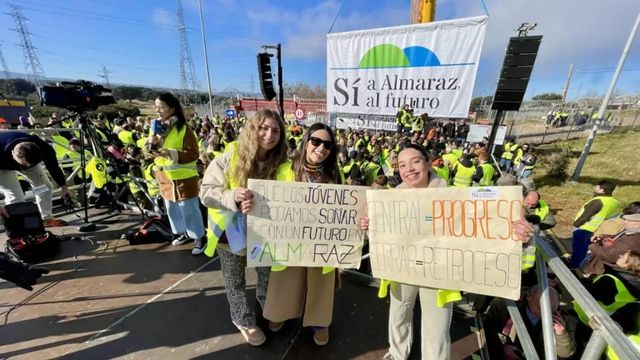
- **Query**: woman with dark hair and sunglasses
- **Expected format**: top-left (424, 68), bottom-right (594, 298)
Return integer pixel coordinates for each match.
top-left (262, 122), bottom-right (341, 346)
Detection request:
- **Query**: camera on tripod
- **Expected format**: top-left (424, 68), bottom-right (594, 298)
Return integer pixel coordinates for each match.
top-left (39, 80), bottom-right (116, 111)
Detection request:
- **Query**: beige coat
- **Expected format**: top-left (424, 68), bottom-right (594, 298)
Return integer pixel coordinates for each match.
top-left (199, 149), bottom-right (239, 213)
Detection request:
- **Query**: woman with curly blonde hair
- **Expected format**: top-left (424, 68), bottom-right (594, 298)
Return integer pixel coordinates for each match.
top-left (199, 109), bottom-right (287, 346)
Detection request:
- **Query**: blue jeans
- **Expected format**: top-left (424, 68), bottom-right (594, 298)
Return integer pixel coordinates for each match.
top-left (571, 228), bottom-right (593, 267)
top-left (499, 158), bottom-right (512, 171)
top-left (520, 169), bottom-right (533, 179)
top-left (165, 196), bottom-right (205, 239)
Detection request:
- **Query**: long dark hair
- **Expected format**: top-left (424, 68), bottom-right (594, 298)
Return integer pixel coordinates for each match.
top-left (157, 93), bottom-right (186, 131)
top-left (294, 123), bottom-right (341, 184)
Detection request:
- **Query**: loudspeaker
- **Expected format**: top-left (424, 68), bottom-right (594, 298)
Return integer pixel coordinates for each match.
top-left (257, 52), bottom-right (276, 101)
top-left (492, 35), bottom-right (542, 111)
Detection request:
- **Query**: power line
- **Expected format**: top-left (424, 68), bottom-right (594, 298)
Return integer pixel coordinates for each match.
top-left (99, 65), bottom-right (112, 87)
top-left (0, 43), bottom-right (10, 79)
top-left (177, 0), bottom-right (200, 103)
top-left (15, 2), bottom-right (198, 33)
top-left (7, 3), bottom-right (47, 87)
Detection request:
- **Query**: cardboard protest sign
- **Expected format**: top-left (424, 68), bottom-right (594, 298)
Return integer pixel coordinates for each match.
top-left (367, 186), bottom-right (523, 300)
top-left (246, 179), bottom-right (367, 269)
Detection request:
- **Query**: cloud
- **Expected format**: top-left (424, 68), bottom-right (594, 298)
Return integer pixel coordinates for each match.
top-left (244, 0), bottom-right (407, 60)
top-left (151, 7), bottom-right (175, 30)
top-left (448, 0), bottom-right (640, 95)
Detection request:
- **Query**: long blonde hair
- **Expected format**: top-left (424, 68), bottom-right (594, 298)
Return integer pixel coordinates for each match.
top-left (231, 109), bottom-right (287, 187)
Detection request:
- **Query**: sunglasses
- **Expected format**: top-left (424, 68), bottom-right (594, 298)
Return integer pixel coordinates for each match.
top-left (309, 136), bottom-right (333, 150)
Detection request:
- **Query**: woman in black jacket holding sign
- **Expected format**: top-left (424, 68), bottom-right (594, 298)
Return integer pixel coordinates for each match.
top-left (262, 123), bottom-right (342, 347)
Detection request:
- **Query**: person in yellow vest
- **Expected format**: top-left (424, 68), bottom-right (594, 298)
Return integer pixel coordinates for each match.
top-left (262, 123), bottom-right (342, 347)
top-left (199, 109), bottom-right (288, 346)
top-left (500, 138), bottom-right (519, 172)
top-left (521, 190), bottom-right (557, 277)
top-left (148, 93), bottom-right (206, 255)
top-left (571, 180), bottom-right (621, 268)
top-left (450, 153), bottom-right (475, 187)
top-left (432, 157), bottom-right (450, 182)
top-left (607, 301), bottom-right (640, 360)
top-left (412, 113), bottom-right (425, 136)
top-left (472, 153), bottom-right (495, 186)
top-left (359, 144), bottom-right (534, 360)
top-left (484, 285), bottom-right (577, 359)
top-left (441, 145), bottom-right (459, 171)
top-left (116, 124), bottom-right (137, 146)
top-left (515, 144), bottom-right (536, 179)
top-left (396, 105), bottom-right (410, 134)
top-left (523, 190), bottom-right (556, 231)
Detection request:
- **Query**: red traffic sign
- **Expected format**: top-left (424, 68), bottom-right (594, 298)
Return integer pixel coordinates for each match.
top-left (294, 108), bottom-right (305, 120)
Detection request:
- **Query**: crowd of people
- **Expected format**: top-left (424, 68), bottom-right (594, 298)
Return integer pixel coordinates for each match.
top-left (0, 97), bottom-right (638, 359)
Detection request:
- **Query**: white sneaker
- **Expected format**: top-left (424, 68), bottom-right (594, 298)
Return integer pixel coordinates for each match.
top-left (237, 325), bottom-right (266, 346)
top-left (171, 233), bottom-right (191, 246)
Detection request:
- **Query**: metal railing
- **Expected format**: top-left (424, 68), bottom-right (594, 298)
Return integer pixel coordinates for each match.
top-left (520, 229), bottom-right (640, 360)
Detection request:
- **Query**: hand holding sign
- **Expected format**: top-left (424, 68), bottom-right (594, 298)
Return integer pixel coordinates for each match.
top-left (246, 179), bottom-right (367, 269)
top-left (366, 185), bottom-right (524, 300)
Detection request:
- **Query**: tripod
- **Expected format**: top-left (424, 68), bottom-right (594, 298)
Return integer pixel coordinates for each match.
top-left (69, 112), bottom-right (151, 231)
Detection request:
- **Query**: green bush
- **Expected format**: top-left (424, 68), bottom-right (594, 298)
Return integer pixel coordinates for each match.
top-left (542, 147), bottom-right (572, 181)
top-left (87, 101), bottom-right (141, 120)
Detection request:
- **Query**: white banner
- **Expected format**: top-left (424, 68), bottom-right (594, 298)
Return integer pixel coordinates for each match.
top-left (467, 124), bottom-right (507, 145)
top-left (335, 113), bottom-right (397, 131)
top-left (327, 16), bottom-right (487, 118)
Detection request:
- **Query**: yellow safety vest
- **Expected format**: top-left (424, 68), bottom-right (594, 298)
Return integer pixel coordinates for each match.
top-left (65, 149), bottom-right (92, 179)
top-left (154, 125), bottom-right (198, 181)
top-left (85, 157), bottom-right (108, 188)
top-left (573, 274), bottom-right (637, 325)
top-left (606, 333), bottom-right (640, 360)
top-left (453, 162), bottom-right (475, 187)
top-left (501, 143), bottom-right (519, 160)
top-left (575, 196), bottom-right (621, 232)
top-left (143, 163), bottom-right (160, 197)
top-left (95, 128), bottom-right (108, 143)
top-left (117, 130), bottom-right (134, 145)
top-left (442, 152), bottom-right (459, 168)
top-left (433, 165), bottom-right (450, 181)
top-left (476, 163), bottom-right (494, 186)
top-left (136, 136), bottom-right (147, 150)
top-left (512, 148), bottom-right (524, 166)
top-left (51, 135), bottom-right (70, 160)
top-left (532, 200), bottom-right (550, 222)
top-left (521, 200), bottom-right (551, 270)
top-left (412, 117), bottom-right (424, 132)
top-left (377, 279), bottom-right (462, 308)
top-left (204, 142), bottom-right (242, 258)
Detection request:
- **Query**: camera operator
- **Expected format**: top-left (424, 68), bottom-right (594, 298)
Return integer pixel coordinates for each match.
top-left (0, 131), bottom-right (71, 227)
top-left (0, 206), bottom-right (48, 291)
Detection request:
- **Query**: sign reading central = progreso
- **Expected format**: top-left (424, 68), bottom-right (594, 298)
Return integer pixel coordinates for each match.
top-left (327, 16), bottom-right (487, 118)
top-left (366, 185), bottom-right (523, 300)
